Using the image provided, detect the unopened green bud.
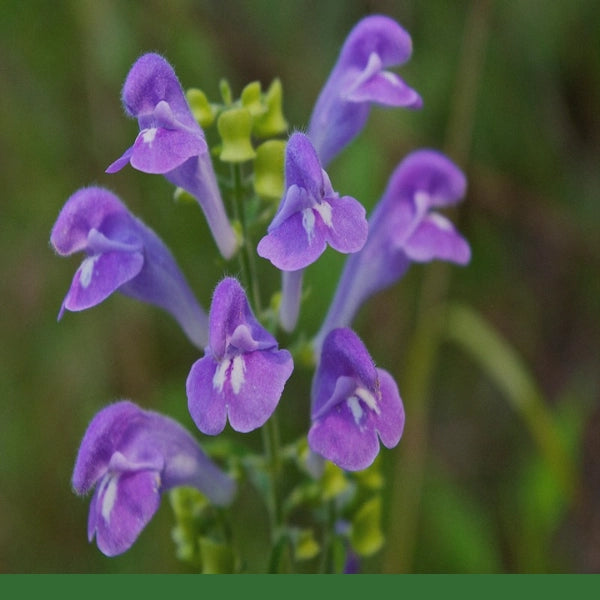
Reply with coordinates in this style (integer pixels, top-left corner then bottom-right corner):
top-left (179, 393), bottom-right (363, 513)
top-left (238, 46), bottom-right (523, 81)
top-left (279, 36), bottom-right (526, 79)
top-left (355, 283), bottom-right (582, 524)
top-left (219, 78), bottom-right (233, 106)
top-left (186, 88), bottom-right (216, 128)
top-left (241, 81), bottom-right (267, 118)
top-left (253, 139), bottom-right (286, 199)
top-left (217, 108), bottom-right (256, 163)
top-left (253, 78), bottom-right (288, 138)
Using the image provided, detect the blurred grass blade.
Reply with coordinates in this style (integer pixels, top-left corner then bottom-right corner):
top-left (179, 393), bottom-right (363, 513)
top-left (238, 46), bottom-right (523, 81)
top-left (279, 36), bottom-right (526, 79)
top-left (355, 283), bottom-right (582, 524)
top-left (444, 302), bottom-right (574, 497)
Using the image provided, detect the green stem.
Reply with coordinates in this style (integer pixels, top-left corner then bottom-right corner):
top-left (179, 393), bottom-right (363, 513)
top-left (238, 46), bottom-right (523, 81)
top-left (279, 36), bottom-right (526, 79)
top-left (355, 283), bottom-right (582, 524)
top-left (230, 162), bottom-right (283, 570)
top-left (230, 163), bottom-right (262, 313)
top-left (263, 416), bottom-right (286, 572)
top-left (319, 500), bottom-right (337, 574)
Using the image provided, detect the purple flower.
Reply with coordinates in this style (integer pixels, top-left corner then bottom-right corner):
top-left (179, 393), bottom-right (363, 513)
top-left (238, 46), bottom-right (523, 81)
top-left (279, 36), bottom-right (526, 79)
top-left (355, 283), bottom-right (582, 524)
top-left (186, 277), bottom-right (294, 435)
top-left (313, 149), bottom-right (470, 353)
top-left (308, 328), bottom-right (404, 471)
top-left (106, 53), bottom-right (237, 259)
top-left (72, 400), bottom-right (235, 557)
top-left (308, 15), bottom-right (422, 167)
top-left (257, 133), bottom-right (368, 332)
top-left (50, 186), bottom-right (208, 348)
top-left (257, 132), bottom-right (368, 271)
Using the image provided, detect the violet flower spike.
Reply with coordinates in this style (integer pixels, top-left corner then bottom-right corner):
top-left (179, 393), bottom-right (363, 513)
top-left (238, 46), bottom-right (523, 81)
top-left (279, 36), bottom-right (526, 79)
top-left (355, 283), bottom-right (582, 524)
top-left (51, 186), bottom-right (209, 348)
top-left (308, 328), bottom-right (404, 471)
top-left (72, 400), bottom-right (235, 557)
top-left (313, 149), bottom-right (471, 354)
top-left (106, 53), bottom-right (237, 259)
top-left (186, 277), bottom-right (294, 435)
top-left (257, 132), bottom-right (368, 331)
top-left (308, 15), bottom-right (422, 167)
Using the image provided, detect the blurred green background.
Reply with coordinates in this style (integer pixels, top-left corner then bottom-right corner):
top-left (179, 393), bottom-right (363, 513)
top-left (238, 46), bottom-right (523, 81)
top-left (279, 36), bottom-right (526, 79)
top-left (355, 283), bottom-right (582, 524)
top-left (1, 0), bottom-right (599, 573)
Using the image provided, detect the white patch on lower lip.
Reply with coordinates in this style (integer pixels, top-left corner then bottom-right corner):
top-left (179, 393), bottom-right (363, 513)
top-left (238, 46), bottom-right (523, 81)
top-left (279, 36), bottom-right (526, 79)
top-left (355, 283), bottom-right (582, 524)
top-left (427, 212), bottom-right (453, 231)
top-left (101, 473), bottom-right (119, 522)
top-left (212, 355), bottom-right (245, 395)
top-left (142, 128), bottom-right (158, 145)
top-left (230, 355), bottom-right (246, 395)
top-left (314, 201), bottom-right (333, 228)
top-left (79, 255), bottom-right (98, 289)
top-left (355, 387), bottom-right (380, 415)
top-left (347, 395), bottom-right (364, 425)
top-left (213, 358), bottom-right (231, 393)
top-left (302, 208), bottom-right (316, 243)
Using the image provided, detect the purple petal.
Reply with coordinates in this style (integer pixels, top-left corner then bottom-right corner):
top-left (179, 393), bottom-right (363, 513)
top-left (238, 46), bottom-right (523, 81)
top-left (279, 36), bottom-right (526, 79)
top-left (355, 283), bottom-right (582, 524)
top-left (308, 405), bottom-right (380, 472)
top-left (88, 469), bottom-right (161, 557)
top-left (343, 51), bottom-right (421, 107)
top-left (208, 278), bottom-right (277, 359)
top-left (257, 211), bottom-right (328, 271)
top-left (337, 15), bottom-right (414, 69)
top-left (312, 329), bottom-right (378, 415)
top-left (325, 195), bottom-right (368, 254)
top-left (267, 185), bottom-right (314, 232)
top-left (186, 350), bottom-right (293, 435)
top-left (346, 69), bottom-right (422, 108)
top-left (105, 147), bottom-right (134, 174)
top-left (284, 133), bottom-right (324, 197)
top-left (403, 212), bottom-right (471, 264)
top-left (121, 53), bottom-right (198, 131)
top-left (61, 250), bottom-right (144, 314)
top-left (226, 349), bottom-right (293, 433)
top-left (72, 401), bottom-right (142, 494)
top-left (128, 127), bottom-right (207, 174)
top-left (380, 149), bottom-right (467, 210)
top-left (50, 187), bottom-right (130, 256)
top-left (372, 368), bottom-right (405, 448)
top-left (186, 356), bottom-right (229, 436)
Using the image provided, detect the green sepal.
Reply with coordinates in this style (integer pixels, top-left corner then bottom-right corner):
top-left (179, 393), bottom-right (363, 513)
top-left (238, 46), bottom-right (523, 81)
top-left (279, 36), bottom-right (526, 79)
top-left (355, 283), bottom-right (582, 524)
top-left (252, 78), bottom-right (288, 138)
top-left (350, 496), bottom-right (384, 557)
top-left (169, 487), bottom-right (212, 568)
top-left (186, 88), bottom-right (216, 128)
top-left (170, 486), bottom-right (209, 521)
top-left (173, 187), bottom-right (197, 205)
top-left (253, 139), bottom-right (286, 200)
top-left (217, 108), bottom-right (256, 163)
top-left (241, 81), bottom-right (267, 118)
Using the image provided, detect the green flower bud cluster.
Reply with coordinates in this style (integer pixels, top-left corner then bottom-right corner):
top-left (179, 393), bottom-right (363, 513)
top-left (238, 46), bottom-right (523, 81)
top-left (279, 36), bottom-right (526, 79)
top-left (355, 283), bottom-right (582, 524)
top-left (186, 79), bottom-right (288, 200)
